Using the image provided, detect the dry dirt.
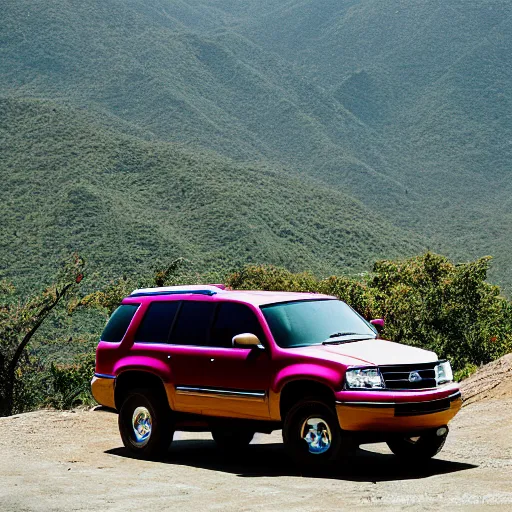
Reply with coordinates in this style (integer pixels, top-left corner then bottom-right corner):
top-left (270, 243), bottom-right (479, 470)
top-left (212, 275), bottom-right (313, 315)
top-left (1, 358), bottom-right (512, 512)
top-left (460, 353), bottom-right (512, 406)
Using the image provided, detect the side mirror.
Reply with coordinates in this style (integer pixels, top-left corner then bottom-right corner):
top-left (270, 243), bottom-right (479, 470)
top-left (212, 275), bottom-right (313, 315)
top-left (232, 333), bottom-right (263, 349)
top-left (370, 318), bottom-right (385, 334)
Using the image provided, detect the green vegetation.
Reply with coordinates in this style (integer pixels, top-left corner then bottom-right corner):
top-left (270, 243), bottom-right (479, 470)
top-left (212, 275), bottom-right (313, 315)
top-left (1, 2), bottom-right (511, 414)
top-left (0, 97), bottom-right (423, 290)
top-left (3, 251), bottom-right (510, 416)
top-left (228, 252), bottom-right (512, 375)
top-left (0, 255), bottom-right (191, 416)
top-left (2, 1), bottom-right (511, 292)
top-left (45, 352), bottom-right (96, 410)
top-left (0, 254), bottom-right (85, 416)
top-left (239, 0), bottom-right (512, 291)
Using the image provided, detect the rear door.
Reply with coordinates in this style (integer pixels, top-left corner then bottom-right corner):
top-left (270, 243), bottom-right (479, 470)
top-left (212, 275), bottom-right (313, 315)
top-left (166, 300), bottom-right (218, 412)
top-left (129, 299), bottom-right (216, 412)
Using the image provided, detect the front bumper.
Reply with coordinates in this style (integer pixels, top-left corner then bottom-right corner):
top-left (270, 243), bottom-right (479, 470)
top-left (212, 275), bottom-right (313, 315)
top-left (335, 388), bottom-right (462, 432)
top-left (91, 374), bottom-right (116, 409)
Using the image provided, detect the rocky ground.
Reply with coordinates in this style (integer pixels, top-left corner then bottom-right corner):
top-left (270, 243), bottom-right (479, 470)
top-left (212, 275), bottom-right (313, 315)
top-left (460, 353), bottom-right (512, 406)
top-left (1, 358), bottom-right (511, 511)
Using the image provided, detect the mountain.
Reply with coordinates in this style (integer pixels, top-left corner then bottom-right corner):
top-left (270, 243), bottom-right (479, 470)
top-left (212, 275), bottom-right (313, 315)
top-left (0, 1), bottom-right (379, 170)
top-left (237, 0), bottom-right (512, 290)
top-left (0, 97), bottom-right (423, 287)
top-left (1, 0), bottom-right (511, 291)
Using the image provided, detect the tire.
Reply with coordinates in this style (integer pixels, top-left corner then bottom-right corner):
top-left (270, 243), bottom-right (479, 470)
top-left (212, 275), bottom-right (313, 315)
top-left (386, 427), bottom-right (448, 460)
top-left (118, 388), bottom-right (174, 460)
top-left (283, 399), bottom-right (342, 468)
top-left (211, 428), bottom-right (254, 453)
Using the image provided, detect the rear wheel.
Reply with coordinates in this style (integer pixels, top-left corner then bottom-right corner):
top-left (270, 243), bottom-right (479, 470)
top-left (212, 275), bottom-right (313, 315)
top-left (386, 427), bottom-right (448, 460)
top-left (283, 399), bottom-right (343, 468)
top-left (118, 388), bottom-right (174, 460)
top-left (211, 428), bottom-right (254, 453)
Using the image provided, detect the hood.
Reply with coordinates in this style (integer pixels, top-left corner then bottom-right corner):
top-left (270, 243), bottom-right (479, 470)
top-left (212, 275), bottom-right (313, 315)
top-left (291, 339), bottom-right (438, 366)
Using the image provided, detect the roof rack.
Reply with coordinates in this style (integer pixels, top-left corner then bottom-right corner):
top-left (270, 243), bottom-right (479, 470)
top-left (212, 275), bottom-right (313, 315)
top-left (130, 289), bottom-right (217, 298)
top-left (129, 284), bottom-right (224, 298)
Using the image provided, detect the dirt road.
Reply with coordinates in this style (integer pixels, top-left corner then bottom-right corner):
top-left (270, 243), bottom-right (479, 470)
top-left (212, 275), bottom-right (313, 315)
top-left (1, 396), bottom-right (511, 511)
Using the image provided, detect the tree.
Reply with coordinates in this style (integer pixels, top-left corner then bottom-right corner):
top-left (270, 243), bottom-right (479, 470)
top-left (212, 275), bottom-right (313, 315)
top-left (0, 254), bottom-right (85, 417)
top-left (71, 257), bottom-right (188, 316)
top-left (226, 253), bottom-right (512, 374)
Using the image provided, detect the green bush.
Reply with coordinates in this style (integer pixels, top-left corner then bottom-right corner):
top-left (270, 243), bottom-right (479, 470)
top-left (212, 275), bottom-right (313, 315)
top-left (227, 252), bottom-right (512, 372)
top-left (0, 254), bottom-right (85, 416)
top-left (454, 363), bottom-right (478, 382)
top-left (45, 352), bottom-right (96, 409)
top-left (6, 251), bottom-right (511, 413)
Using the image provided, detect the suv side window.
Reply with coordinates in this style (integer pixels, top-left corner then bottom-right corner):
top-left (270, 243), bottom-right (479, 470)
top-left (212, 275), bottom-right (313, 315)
top-left (210, 302), bottom-right (264, 348)
top-left (101, 304), bottom-right (139, 343)
top-left (169, 301), bottom-right (217, 346)
top-left (134, 301), bottom-right (180, 343)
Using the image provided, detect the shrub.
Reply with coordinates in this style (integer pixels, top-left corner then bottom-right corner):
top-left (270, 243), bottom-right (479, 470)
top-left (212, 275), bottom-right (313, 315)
top-left (0, 254), bottom-right (85, 416)
top-left (45, 352), bottom-right (96, 409)
top-left (227, 253), bottom-right (512, 372)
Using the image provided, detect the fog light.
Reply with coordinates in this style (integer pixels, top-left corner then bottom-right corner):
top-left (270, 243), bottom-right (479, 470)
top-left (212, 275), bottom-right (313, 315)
top-left (436, 427), bottom-right (448, 437)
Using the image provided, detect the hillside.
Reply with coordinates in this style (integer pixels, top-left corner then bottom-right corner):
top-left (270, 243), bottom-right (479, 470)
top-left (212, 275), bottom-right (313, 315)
top-left (0, 97), bottom-right (423, 287)
top-left (1, 0), bottom-right (511, 291)
top-left (461, 353), bottom-right (512, 405)
top-left (0, 0), bottom-right (391, 185)
top-left (238, 0), bottom-right (512, 289)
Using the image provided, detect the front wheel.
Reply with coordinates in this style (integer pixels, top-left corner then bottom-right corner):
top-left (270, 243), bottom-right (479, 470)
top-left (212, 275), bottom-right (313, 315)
top-left (118, 388), bottom-right (174, 460)
top-left (386, 427), bottom-right (449, 460)
top-left (283, 399), bottom-right (343, 468)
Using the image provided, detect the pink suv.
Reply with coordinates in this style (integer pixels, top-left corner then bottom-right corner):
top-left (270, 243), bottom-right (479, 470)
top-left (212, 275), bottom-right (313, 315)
top-left (91, 285), bottom-right (461, 467)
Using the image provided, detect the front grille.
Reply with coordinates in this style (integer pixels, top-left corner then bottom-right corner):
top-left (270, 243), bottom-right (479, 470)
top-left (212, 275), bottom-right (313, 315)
top-left (380, 362), bottom-right (438, 390)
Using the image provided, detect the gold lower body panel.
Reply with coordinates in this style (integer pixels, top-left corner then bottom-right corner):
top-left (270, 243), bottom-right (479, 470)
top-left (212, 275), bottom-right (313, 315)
top-left (172, 388), bottom-right (271, 420)
top-left (336, 397), bottom-right (462, 432)
top-left (91, 376), bottom-right (116, 409)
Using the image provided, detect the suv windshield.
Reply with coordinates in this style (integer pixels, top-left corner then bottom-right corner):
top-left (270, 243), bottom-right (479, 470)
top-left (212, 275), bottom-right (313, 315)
top-left (261, 299), bottom-right (376, 348)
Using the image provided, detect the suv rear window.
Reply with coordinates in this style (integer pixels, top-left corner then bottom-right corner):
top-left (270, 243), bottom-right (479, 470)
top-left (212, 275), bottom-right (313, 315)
top-left (101, 304), bottom-right (139, 343)
top-left (134, 301), bottom-right (180, 343)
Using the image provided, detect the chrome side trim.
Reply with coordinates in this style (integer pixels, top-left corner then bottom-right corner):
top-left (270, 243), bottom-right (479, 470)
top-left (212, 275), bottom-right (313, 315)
top-left (175, 386), bottom-right (266, 400)
top-left (336, 391), bottom-right (461, 408)
top-left (94, 373), bottom-right (116, 379)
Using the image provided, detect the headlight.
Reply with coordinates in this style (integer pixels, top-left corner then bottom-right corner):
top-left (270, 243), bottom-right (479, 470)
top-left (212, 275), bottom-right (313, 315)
top-left (345, 368), bottom-right (385, 389)
top-left (435, 361), bottom-right (453, 385)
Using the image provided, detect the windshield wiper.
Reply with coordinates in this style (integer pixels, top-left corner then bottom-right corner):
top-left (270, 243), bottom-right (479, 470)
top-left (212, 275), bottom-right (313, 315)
top-left (322, 332), bottom-right (375, 345)
top-left (328, 332), bottom-right (363, 338)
